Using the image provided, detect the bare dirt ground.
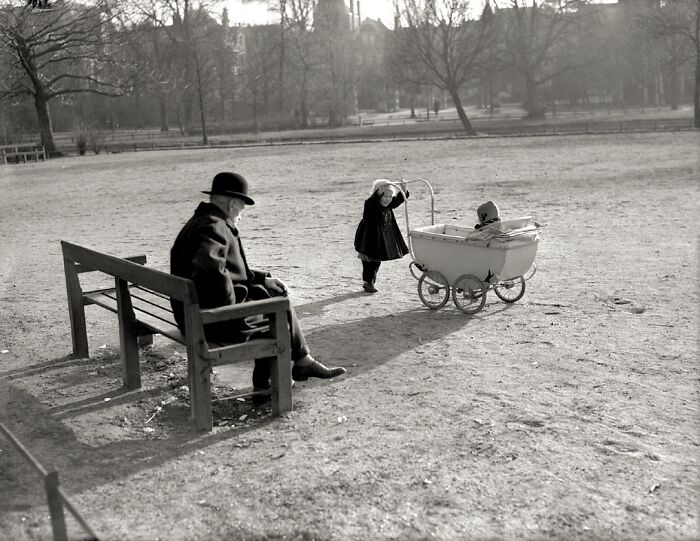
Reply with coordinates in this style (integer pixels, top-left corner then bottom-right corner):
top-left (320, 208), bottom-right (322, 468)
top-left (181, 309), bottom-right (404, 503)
top-left (0, 132), bottom-right (698, 541)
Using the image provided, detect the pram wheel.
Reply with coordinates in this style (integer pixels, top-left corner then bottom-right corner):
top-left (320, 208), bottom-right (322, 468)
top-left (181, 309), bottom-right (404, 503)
top-left (452, 274), bottom-right (486, 315)
top-left (494, 276), bottom-right (526, 303)
top-left (418, 271), bottom-right (450, 310)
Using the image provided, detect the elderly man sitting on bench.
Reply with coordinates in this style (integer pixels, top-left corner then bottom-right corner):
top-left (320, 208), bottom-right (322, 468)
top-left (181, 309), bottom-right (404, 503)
top-left (170, 172), bottom-right (346, 397)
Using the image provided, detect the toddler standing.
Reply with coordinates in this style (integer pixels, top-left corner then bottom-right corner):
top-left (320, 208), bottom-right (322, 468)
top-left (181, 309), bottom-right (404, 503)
top-left (353, 179), bottom-right (409, 293)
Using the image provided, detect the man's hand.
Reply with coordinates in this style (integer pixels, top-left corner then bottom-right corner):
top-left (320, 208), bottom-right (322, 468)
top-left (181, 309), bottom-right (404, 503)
top-left (264, 277), bottom-right (287, 295)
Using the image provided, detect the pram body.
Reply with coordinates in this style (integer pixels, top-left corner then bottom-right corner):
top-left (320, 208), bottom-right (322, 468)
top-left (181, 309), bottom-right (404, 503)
top-left (389, 179), bottom-right (541, 314)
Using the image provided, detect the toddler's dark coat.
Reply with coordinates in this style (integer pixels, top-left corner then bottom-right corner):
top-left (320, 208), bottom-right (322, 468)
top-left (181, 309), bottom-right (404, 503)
top-left (354, 190), bottom-right (409, 261)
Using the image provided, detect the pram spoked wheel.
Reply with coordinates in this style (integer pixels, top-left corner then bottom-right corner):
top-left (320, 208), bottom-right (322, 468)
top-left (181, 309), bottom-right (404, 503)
top-left (452, 274), bottom-right (487, 315)
top-left (417, 271), bottom-right (450, 309)
top-left (494, 276), bottom-right (526, 303)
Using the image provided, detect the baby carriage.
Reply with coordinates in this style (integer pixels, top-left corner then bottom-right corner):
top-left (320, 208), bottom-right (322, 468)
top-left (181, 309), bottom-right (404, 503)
top-left (389, 178), bottom-right (541, 315)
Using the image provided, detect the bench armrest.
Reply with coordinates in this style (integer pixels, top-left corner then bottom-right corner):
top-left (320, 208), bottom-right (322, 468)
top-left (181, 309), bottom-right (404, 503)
top-left (200, 297), bottom-right (290, 325)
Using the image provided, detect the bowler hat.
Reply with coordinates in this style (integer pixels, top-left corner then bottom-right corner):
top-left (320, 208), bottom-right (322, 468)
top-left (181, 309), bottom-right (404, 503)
top-left (202, 172), bottom-right (255, 205)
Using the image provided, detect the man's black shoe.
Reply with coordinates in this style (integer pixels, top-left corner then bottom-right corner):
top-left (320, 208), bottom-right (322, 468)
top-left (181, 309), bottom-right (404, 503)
top-left (292, 361), bottom-right (346, 381)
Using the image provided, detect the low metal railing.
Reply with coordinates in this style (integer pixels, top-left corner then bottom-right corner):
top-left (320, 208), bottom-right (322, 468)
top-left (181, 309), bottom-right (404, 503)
top-left (0, 420), bottom-right (100, 541)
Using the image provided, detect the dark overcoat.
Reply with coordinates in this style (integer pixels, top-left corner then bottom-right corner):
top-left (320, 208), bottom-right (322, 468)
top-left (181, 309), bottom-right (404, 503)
top-left (170, 202), bottom-right (270, 332)
top-left (354, 190), bottom-right (409, 261)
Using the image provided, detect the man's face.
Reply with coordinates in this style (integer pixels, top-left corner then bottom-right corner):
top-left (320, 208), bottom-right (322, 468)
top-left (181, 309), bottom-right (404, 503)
top-left (228, 197), bottom-right (246, 224)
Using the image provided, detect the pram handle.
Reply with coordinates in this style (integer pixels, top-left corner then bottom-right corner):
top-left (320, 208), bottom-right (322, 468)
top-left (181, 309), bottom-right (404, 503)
top-left (385, 178), bottom-right (435, 263)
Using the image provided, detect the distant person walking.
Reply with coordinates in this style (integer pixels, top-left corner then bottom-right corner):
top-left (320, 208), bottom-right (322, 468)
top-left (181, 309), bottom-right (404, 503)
top-left (170, 172), bottom-right (346, 396)
top-left (354, 179), bottom-right (409, 293)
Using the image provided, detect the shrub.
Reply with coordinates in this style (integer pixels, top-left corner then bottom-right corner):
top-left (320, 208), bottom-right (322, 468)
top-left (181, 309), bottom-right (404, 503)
top-left (89, 130), bottom-right (106, 155)
top-left (75, 131), bottom-right (87, 155)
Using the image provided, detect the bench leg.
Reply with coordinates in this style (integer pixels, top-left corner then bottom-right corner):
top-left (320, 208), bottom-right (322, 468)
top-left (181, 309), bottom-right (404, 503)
top-left (270, 311), bottom-right (293, 415)
top-left (183, 305), bottom-right (212, 431)
top-left (188, 346), bottom-right (212, 432)
top-left (115, 278), bottom-right (141, 389)
top-left (62, 256), bottom-right (89, 358)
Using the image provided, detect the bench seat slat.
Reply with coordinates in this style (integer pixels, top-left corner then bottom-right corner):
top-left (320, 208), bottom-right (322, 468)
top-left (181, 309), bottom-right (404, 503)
top-left (85, 289), bottom-right (187, 344)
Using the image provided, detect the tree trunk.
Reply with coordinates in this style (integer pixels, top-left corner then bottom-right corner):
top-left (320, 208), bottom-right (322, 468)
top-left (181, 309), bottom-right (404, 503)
top-left (694, 6), bottom-right (700, 129)
top-left (278, 3), bottom-right (286, 113)
top-left (299, 72), bottom-right (309, 128)
top-left (158, 93), bottom-right (169, 132)
top-left (34, 91), bottom-right (59, 156)
top-left (175, 104), bottom-right (185, 135)
top-left (183, 90), bottom-right (193, 135)
top-left (447, 85), bottom-right (476, 136)
top-left (253, 94), bottom-right (259, 134)
top-left (135, 92), bottom-right (143, 129)
top-left (195, 54), bottom-right (208, 145)
top-left (695, 42), bottom-right (700, 128)
top-left (524, 74), bottom-right (545, 119)
top-left (668, 67), bottom-right (679, 110)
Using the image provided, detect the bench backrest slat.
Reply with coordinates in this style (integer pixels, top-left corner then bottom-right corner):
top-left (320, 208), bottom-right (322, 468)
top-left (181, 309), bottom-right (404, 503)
top-left (61, 241), bottom-right (196, 303)
top-left (75, 255), bottom-right (146, 274)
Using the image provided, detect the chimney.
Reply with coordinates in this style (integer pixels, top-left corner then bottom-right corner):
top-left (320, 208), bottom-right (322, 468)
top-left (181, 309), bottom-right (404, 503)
top-left (350, 0), bottom-right (354, 31)
top-left (357, 1), bottom-right (361, 25)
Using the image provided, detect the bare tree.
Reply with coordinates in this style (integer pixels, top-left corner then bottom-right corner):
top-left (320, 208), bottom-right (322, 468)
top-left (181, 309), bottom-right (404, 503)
top-left (241, 0), bottom-right (289, 113)
top-left (213, 7), bottom-right (236, 122)
top-left (238, 25), bottom-right (279, 132)
top-left (393, 0), bottom-right (495, 135)
top-left (0, 0), bottom-right (130, 154)
top-left (285, 0), bottom-right (318, 127)
top-left (313, 0), bottom-right (356, 125)
top-left (496, 0), bottom-right (603, 119)
top-left (127, 0), bottom-right (223, 140)
top-left (636, 0), bottom-right (699, 127)
top-left (118, 10), bottom-right (178, 131)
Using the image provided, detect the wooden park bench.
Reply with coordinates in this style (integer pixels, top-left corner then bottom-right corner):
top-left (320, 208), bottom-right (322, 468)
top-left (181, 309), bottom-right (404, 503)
top-left (60, 241), bottom-right (293, 432)
top-left (1, 144), bottom-right (46, 164)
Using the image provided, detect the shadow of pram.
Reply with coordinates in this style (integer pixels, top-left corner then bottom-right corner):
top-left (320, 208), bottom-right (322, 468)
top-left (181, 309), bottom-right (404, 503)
top-left (296, 290), bottom-right (367, 318)
top-left (303, 306), bottom-right (502, 380)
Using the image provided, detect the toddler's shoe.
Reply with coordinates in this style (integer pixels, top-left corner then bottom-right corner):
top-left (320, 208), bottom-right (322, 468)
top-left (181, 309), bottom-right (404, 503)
top-left (363, 281), bottom-right (378, 293)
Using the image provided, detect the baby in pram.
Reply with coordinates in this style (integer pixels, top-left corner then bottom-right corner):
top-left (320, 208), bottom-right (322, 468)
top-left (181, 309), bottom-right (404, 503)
top-left (465, 200), bottom-right (505, 241)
